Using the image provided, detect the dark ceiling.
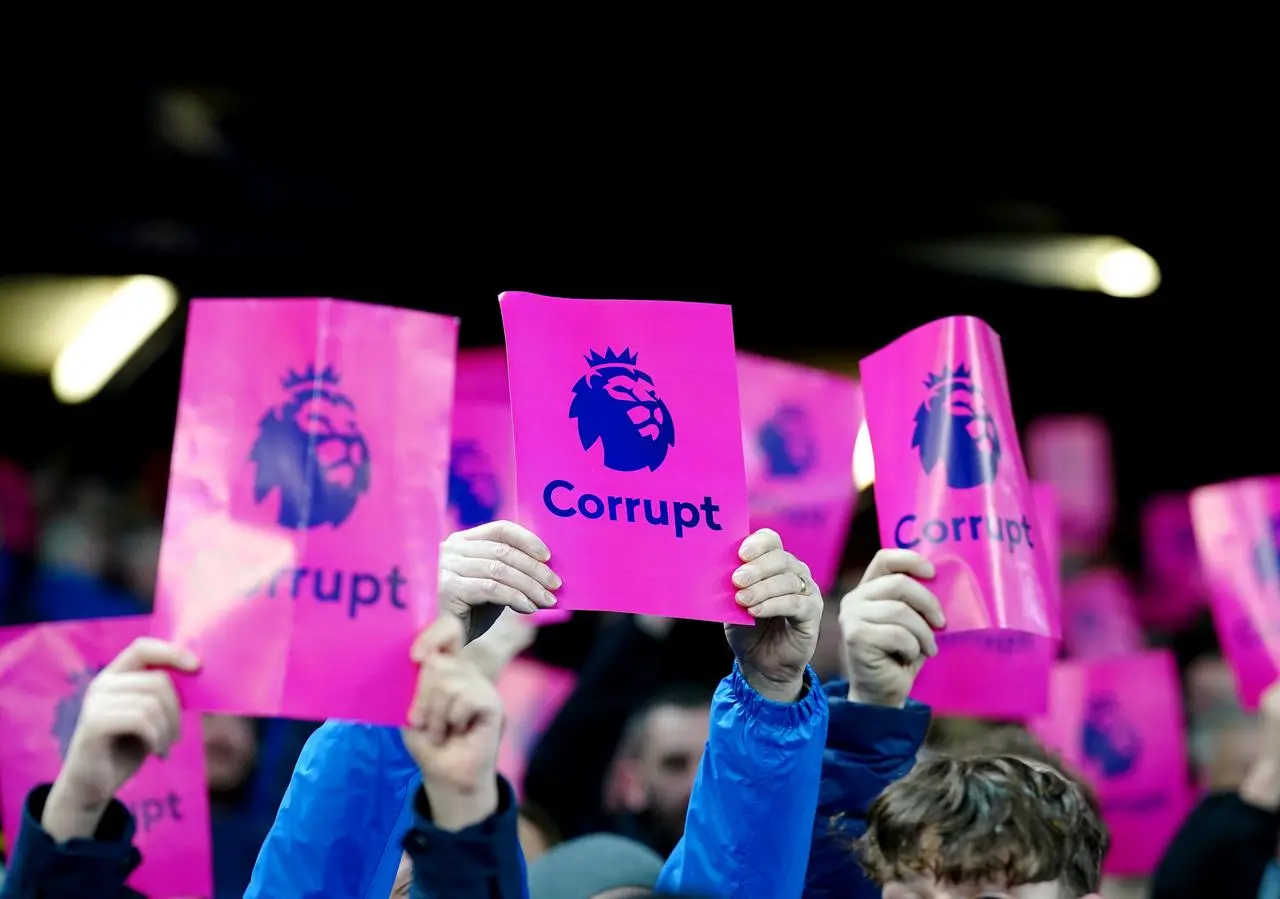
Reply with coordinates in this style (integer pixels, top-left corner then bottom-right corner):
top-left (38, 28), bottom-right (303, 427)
top-left (0, 82), bottom-right (1269, 565)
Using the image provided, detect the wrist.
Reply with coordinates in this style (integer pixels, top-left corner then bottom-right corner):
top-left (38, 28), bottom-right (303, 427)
top-left (42, 777), bottom-right (110, 843)
top-left (740, 662), bottom-right (805, 704)
top-left (424, 771), bottom-right (500, 831)
top-left (846, 684), bottom-right (907, 709)
top-left (1241, 755), bottom-right (1280, 811)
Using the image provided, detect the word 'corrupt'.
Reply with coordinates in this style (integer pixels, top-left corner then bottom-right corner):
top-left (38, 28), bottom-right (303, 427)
top-left (543, 479), bottom-right (723, 539)
top-left (124, 792), bottom-right (184, 834)
top-left (894, 512), bottom-right (1035, 555)
top-left (248, 565), bottom-right (408, 620)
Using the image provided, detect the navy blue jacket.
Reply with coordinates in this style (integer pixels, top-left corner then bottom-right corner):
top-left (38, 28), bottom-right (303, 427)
top-left (804, 679), bottom-right (931, 898)
top-left (0, 779), bottom-right (524, 899)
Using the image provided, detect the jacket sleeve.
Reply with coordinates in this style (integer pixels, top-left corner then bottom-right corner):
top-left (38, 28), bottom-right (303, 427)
top-left (655, 662), bottom-right (829, 899)
top-left (0, 784), bottom-right (143, 899)
top-left (405, 775), bottom-right (528, 899)
top-left (804, 680), bottom-right (932, 899)
top-left (245, 720), bottom-right (422, 899)
top-left (1149, 791), bottom-right (1280, 899)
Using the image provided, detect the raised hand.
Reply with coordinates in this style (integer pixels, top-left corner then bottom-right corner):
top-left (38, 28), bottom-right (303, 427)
top-left (42, 638), bottom-right (200, 842)
top-left (839, 549), bottom-right (945, 708)
top-left (438, 520), bottom-right (561, 642)
top-left (724, 528), bottom-right (824, 703)
top-left (404, 616), bottom-right (504, 825)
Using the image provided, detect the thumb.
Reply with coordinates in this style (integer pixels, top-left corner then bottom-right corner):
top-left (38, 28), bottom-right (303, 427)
top-left (411, 615), bottom-right (466, 663)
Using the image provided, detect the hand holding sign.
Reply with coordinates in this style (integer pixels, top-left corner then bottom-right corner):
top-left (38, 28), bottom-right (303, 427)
top-left (439, 520), bottom-right (562, 642)
top-left (839, 549), bottom-right (945, 709)
top-left (43, 638), bottom-right (200, 843)
top-left (725, 528), bottom-right (824, 703)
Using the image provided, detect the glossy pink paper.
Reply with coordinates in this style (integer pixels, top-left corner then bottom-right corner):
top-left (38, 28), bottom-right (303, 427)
top-left (1029, 651), bottom-right (1191, 876)
top-left (1190, 477), bottom-right (1280, 709)
top-left (495, 657), bottom-right (577, 799)
top-left (151, 298), bottom-right (458, 724)
top-left (737, 353), bottom-right (861, 592)
top-left (500, 292), bottom-right (751, 624)
top-left (0, 617), bottom-right (213, 898)
top-left (1061, 569), bottom-right (1145, 661)
top-left (861, 316), bottom-right (1056, 636)
top-left (1140, 493), bottom-right (1207, 631)
top-left (451, 350), bottom-right (570, 626)
top-left (910, 483), bottom-right (1064, 718)
top-left (1025, 415), bottom-right (1115, 554)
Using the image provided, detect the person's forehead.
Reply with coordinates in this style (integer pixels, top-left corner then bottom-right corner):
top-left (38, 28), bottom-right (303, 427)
top-left (643, 705), bottom-right (708, 745)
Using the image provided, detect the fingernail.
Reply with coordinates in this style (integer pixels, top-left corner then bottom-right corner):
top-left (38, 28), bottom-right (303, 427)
top-left (732, 568), bottom-right (750, 588)
top-left (547, 571), bottom-right (562, 589)
top-left (738, 541), bottom-right (754, 560)
top-left (181, 651), bottom-right (200, 669)
top-left (517, 598), bottom-right (538, 614)
top-left (922, 561), bottom-right (937, 578)
top-left (747, 605), bottom-right (760, 616)
top-left (536, 545), bottom-right (552, 562)
top-left (735, 590), bottom-right (750, 605)
top-left (541, 590), bottom-right (558, 607)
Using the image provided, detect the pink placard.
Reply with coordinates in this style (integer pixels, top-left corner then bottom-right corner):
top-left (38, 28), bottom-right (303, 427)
top-left (1029, 651), bottom-right (1192, 876)
top-left (151, 298), bottom-right (458, 724)
top-left (0, 617), bottom-right (213, 898)
top-left (1060, 569), bottom-right (1145, 661)
top-left (737, 353), bottom-right (862, 592)
top-left (451, 350), bottom-right (570, 626)
top-left (500, 292), bottom-right (751, 624)
top-left (495, 657), bottom-right (577, 800)
top-left (861, 316), bottom-right (1057, 636)
top-left (1190, 477), bottom-right (1280, 710)
top-left (1025, 415), bottom-right (1115, 554)
top-left (911, 482), bottom-right (1065, 718)
top-left (1139, 493), bottom-right (1207, 631)
top-left (1031, 483), bottom-right (1063, 619)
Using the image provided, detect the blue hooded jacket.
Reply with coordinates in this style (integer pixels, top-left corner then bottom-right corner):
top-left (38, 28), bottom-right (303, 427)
top-left (248, 663), bottom-right (830, 899)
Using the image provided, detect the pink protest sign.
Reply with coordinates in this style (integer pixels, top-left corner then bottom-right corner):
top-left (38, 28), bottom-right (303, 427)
top-left (1190, 477), bottom-right (1280, 710)
top-left (911, 482), bottom-right (1065, 718)
top-left (495, 656), bottom-right (577, 799)
top-left (500, 292), bottom-right (751, 623)
top-left (860, 316), bottom-right (1056, 636)
top-left (1031, 482), bottom-right (1063, 619)
top-left (1061, 569), bottom-right (1145, 661)
top-left (151, 298), bottom-right (458, 724)
top-left (1140, 493), bottom-right (1207, 631)
top-left (1029, 651), bottom-right (1192, 876)
top-left (738, 353), bottom-right (862, 591)
top-left (1025, 415), bottom-right (1115, 554)
top-left (452, 350), bottom-right (570, 626)
top-left (0, 617), bottom-right (213, 898)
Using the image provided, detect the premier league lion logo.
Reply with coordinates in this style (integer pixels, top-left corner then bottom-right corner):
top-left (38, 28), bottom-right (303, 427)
top-left (51, 665), bottom-right (102, 759)
top-left (250, 364), bottom-right (371, 530)
top-left (449, 440), bottom-right (502, 528)
top-left (569, 348), bottom-right (675, 473)
top-left (757, 405), bottom-right (817, 477)
top-left (1081, 692), bottom-right (1142, 778)
top-left (912, 363), bottom-right (1002, 490)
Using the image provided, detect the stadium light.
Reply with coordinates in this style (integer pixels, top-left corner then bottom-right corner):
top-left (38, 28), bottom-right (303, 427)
top-left (51, 276), bottom-right (179, 404)
top-left (853, 420), bottom-right (875, 490)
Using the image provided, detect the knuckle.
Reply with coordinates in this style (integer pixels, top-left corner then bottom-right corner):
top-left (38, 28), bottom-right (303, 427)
top-left (485, 558), bottom-right (508, 580)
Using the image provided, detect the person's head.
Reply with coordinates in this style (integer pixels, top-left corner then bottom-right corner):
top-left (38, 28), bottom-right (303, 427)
top-left (202, 714), bottom-right (258, 792)
top-left (858, 754), bottom-right (1107, 899)
top-left (527, 833), bottom-right (665, 899)
top-left (611, 683), bottom-right (709, 842)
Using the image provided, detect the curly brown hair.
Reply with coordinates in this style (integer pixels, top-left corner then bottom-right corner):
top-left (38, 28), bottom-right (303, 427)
top-left (857, 754), bottom-right (1108, 897)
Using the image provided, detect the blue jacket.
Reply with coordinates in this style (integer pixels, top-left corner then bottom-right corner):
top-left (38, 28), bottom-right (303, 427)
top-left (657, 663), bottom-right (829, 899)
top-left (804, 680), bottom-right (931, 898)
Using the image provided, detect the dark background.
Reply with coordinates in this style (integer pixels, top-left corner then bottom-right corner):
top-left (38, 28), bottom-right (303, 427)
top-left (0, 83), bottom-right (1267, 574)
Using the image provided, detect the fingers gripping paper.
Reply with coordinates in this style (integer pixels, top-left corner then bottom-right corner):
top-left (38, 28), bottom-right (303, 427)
top-left (151, 298), bottom-right (458, 724)
top-left (0, 618), bottom-right (213, 898)
top-left (451, 349), bottom-right (570, 626)
top-left (500, 292), bottom-right (752, 624)
top-left (738, 353), bottom-right (862, 593)
top-left (861, 316), bottom-right (1058, 637)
